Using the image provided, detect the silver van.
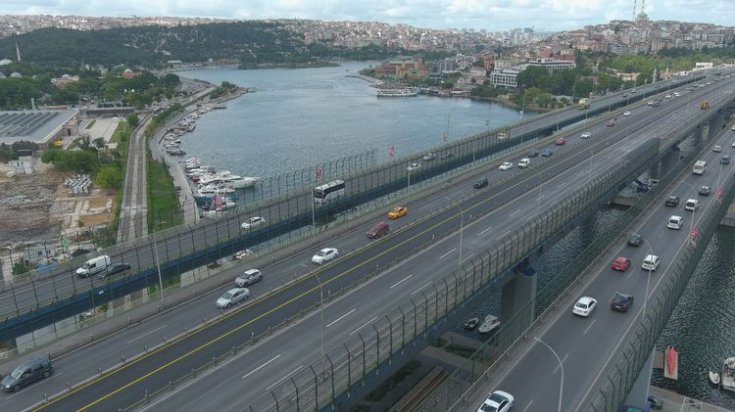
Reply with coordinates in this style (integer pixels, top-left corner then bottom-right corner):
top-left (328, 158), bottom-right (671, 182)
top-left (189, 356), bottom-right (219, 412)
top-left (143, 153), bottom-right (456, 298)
top-left (641, 254), bottom-right (661, 271)
top-left (76, 255), bottom-right (111, 278)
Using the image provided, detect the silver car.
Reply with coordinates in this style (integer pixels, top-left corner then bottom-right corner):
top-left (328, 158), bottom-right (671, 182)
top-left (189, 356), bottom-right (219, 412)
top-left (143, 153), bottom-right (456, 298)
top-left (312, 247), bottom-right (339, 264)
top-left (235, 269), bottom-right (263, 287)
top-left (216, 287), bottom-right (250, 309)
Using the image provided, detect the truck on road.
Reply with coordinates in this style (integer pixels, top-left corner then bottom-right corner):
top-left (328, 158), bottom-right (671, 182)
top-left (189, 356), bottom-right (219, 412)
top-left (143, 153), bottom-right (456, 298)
top-left (577, 98), bottom-right (590, 110)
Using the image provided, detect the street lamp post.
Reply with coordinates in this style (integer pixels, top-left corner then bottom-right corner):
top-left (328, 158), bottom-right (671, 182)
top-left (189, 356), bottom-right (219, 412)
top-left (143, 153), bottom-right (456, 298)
top-left (152, 222), bottom-right (167, 309)
top-left (534, 336), bottom-right (564, 412)
top-left (315, 273), bottom-right (325, 357)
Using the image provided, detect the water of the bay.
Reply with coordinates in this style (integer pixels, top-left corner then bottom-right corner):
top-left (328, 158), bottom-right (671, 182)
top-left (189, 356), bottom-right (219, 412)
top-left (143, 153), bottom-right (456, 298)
top-left (177, 63), bottom-right (734, 408)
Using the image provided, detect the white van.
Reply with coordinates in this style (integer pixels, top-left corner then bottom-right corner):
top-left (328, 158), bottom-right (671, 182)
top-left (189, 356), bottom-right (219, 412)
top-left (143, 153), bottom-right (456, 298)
top-left (641, 254), bottom-right (661, 271)
top-left (76, 255), bottom-right (111, 278)
top-left (684, 199), bottom-right (699, 211)
top-left (667, 215), bottom-right (683, 230)
top-left (693, 160), bottom-right (706, 175)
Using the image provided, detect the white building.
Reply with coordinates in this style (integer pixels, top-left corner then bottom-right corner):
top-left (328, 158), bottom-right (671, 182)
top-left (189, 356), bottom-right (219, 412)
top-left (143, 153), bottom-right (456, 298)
top-left (490, 68), bottom-right (523, 88)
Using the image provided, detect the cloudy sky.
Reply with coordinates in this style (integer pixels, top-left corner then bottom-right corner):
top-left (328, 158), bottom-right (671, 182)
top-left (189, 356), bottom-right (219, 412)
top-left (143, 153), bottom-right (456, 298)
top-left (2, 0), bottom-right (733, 32)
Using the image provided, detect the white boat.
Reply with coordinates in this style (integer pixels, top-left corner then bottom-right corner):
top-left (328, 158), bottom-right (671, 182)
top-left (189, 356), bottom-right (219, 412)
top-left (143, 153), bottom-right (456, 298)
top-left (709, 370), bottom-right (721, 386)
top-left (722, 357), bottom-right (735, 392)
top-left (464, 317), bottom-right (479, 330)
top-left (377, 87), bottom-right (418, 97)
top-left (218, 172), bottom-right (259, 188)
top-left (478, 315), bottom-right (500, 334)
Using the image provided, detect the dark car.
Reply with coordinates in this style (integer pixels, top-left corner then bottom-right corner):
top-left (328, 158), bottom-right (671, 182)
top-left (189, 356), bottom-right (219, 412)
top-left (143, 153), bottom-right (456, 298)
top-left (664, 196), bottom-right (680, 207)
top-left (71, 248), bottom-right (91, 258)
top-left (610, 292), bottom-right (634, 312)
top-left (541, 148), bottom-right (554, 157)
top-left (473, 177), bottom-right (489, 189)
top-left (1, 355), bottom-right (53, 392)
top-left (367, 222), bottom-right (390, 239)
top-left (527, 150), bottom-right (539, 158)
top-left (627, 234), bottom-right (642, 247)
top-left (98, 262), bottom-right (131, 279)
top-left (699, 186), bottom-right (712, 196)
top-left (722, 155), bottom-right (731, 165)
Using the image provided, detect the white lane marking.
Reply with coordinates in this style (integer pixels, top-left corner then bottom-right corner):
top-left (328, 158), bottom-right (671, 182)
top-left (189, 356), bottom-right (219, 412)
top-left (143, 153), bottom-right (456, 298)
top-left (242, 354), bottom-right (281, 379)
top-left (390, 274), bottom-right (415, 289)
top-left (266, 365), bottom-right (303, 391)
top-left (582, 319), bottom-right (596, 336)
top-left (350, 316), bottom-right (378, 336)
top-left (510, 209), bottom-right (521, 217)
top-left (438, 248), bottom-right (456, 260)
top-left (478, 226), bottom-right (493, 236)
top-left (553, 354), bottom-right (569, 374)
top-left (558, 182), bottom-right (567, 188)
top-left (538, 194), bottom-right (545, 200)
top-left (126, 325), bottom-right (167, 344)
top-left (284, 262), bottom-right (308, 273)
top-left (326, 308), bottom-right (356, 328)
top-left (522, 400), bottom-right (534, 412)
top-left (412, 281), bottom-right (432, 296)
top-left (461, 253), bottom-right (475, 263)
top-left (497, 230), bottom-right (511, 240)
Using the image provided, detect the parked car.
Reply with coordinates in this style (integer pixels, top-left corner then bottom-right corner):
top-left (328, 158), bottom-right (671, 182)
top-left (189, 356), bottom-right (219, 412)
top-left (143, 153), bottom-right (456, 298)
top-left (367, 222), bottom-right (390, 239)
top-left (554, 137), bottom-right (566, 145)
top-left (1, 355), bottom-right (53, 392)
top-left (611, 257), bottom-right (631, 272)
top-left (627, 233), bottom-right (642, 247)
top-left (240, 216), bottom-right (266, 230)
top-left (541, 148), bottom-right (554, 157)
top-left (664, 196), bottom-right (680, 207)
top-left (71, 248), bottom-right (91, 258)
top-left (216, 287), bottom-right (250, 309)
top-left (610, 292), bottom-right (634, 312)
top-left (235, 269), bottom-right (263, 287)
top-left (517, 158), bottom-right (531, 168)
top-left (477, 390), bottom-right (514, 412)
top-left (572, 296), bottom-right (597, 317)
top-left (99, 262), bottom-right (131, 279)
top-left (473, 177), bottom-right (489, 189)
top-left (387, 206), bottom-right (408, 219)
top-left (498, 161), bottom-right (513, 171)
top-left (667, 215), bottom-right (683, 230)
top-left (699, 186), bottom-right (712, 196)
top-left (311, 247), bottom-right (339, 264)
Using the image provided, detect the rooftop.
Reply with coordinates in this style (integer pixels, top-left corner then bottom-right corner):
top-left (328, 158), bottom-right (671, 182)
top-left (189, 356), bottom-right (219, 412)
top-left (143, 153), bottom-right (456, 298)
top-left (0, 109), bottom-right (78, 145)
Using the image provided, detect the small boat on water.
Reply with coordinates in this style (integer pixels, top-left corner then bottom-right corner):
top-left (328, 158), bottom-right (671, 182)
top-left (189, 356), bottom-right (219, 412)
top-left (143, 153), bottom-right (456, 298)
top-left (709, 370), bottom-right (721, 386)
top-left (464, 317), bottom-right (479, 330)
top-left (478, 315), bottom-right (500, 334)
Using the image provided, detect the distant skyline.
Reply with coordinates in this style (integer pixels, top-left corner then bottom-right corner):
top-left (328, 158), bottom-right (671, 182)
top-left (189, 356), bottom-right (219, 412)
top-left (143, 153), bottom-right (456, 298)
top-left (2, 1), bottom-right (734, 32)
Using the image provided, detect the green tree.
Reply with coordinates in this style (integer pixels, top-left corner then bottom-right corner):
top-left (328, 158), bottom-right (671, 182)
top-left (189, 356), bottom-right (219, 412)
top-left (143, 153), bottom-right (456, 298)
top-left (126, 113), bottom-right (140, 128)
top-left (93, 137), bottom-right (106, 149)
top-left (95, 165), bottom-right (123, 189)
top-left (517, 66), bottom-right (551, 90)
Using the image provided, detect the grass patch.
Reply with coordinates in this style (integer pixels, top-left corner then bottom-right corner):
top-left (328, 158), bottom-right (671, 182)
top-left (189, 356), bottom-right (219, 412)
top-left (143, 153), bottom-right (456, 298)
top-left (109, 121), bottom-right (133, 236)
top-left (365, 360), bottom-right (422, 402)
top-left (147, 154), bottom-right (182, 232)
top-left (85, 119), bottom-right (96, 129)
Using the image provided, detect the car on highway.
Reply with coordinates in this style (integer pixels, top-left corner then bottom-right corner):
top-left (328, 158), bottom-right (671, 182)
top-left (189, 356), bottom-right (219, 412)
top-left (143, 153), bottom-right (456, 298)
top-left (541, 148), bottom-right (554, 157)
top-left (664, 196), bottom-right (680, 207)
top-left (611, 257), bottom-right (631, 272)
top-left (623, 111), bottom-right (631, 116)
top-left (713, 145), bottom-right (722, 153)
top-left (627, 233), bottom-right (642, 247)
top-left (572, 296), bottom-right (597, 317)
top-left (610, 292), bottom-right (634, 312)
top-left (71, 248), bottom-right (91, 258)
top-left (216, 287), bottom-right (250, 309)
top-left (366, 222), bottom-right (390, 239)
top-left (732, 141), bottom-right (735, 148)
top-left (554, 137), bottom-right (566, 145)
top-left (684, 198), bottom-right (699, 211)
top-left (473, 177), bottom-right (489, 189)
top-left (387, 206), bottom-right (408, 219)
top-left (527, 150), bottom-right (539, 158)
top-left (674, 92), bottom-right (681, 97)
top-left (517, 158), bottom-right (531, 168)
top-left (477, 390), bottom-right (514, 412)
top-left (235, 269), bottom-right (263, 287)
top-left (699, 186), bottom-right (712, 196)
top-left (722, 155), bottom-right (731, 165)
top-left (498, 162), bottom-right (513, 171)
top-left (99, 262), bottom-right (131, 279)
top-left (606, 120), bottom-right (615, 127)
top-left (642, 254), bottom-right (661, 271)
top-left (311, 247), bottom-right (339, 264)
top-left (407, 162), bottom-right (421, 171)
top-left (241, 216), bottom-right (266, 231)
top-left (665, 94), bottom-right (672, 99)
top-left (422, 153), bottom-right (436, 161)
top-left (1, 354), bottom-right (53, 393)
top-left (581, 131), bottom-right (592, 139)
top-left (667, 215), bottom-right (683, 230)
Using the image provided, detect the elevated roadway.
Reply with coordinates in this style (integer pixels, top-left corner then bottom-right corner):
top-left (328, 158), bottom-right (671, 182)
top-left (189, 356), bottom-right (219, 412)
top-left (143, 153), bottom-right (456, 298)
top-left (14, 76), bottom-right (735, 411)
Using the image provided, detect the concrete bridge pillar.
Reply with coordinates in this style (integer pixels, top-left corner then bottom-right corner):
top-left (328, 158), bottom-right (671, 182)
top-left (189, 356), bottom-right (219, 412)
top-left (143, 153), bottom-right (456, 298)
top-left (623, 349), bottom-right (655, 409)
top-left (658, 146), bottom-right (681, 177)
top-left (708, 112), bottom-right (724, 139)
top-left (500, 268), bottom-right (536, 347)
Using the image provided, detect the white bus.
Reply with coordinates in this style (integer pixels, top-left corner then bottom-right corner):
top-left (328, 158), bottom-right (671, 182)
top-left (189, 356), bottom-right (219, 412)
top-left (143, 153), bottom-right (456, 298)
top-left (693, 160), bottom-right (706, 175)
top-left (314, 179), bottom-right (345, 204)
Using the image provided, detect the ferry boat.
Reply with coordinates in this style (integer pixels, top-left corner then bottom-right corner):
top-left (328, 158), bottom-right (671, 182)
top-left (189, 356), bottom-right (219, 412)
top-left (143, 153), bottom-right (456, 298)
top-left (376, 87), bottom-right (418, 97)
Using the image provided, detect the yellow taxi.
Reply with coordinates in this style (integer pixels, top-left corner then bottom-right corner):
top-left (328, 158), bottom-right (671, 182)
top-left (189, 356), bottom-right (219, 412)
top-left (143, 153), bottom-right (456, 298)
top-left (387, 206), bottom-right (408, 220)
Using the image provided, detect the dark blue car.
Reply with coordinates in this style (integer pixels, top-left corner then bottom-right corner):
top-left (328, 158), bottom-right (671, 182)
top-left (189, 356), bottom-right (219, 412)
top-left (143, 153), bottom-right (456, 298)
top-left (541, 148), bottom-right (554, 157)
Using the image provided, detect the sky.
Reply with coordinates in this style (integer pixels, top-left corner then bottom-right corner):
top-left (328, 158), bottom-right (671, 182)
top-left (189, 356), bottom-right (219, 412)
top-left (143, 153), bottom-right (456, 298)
top-left (1, 0), bottom-right (734, 32)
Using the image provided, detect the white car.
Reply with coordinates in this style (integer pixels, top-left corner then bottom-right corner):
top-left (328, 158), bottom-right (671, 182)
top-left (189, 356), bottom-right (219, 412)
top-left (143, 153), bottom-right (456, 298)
top-left (674, 92), bottom-right (681, 97)
top-left (216, 287), bottom-right (250, 309)
top-left (623, 111), bottom-right (631, 117)
top-left (667, 215), bottom-right (683, 230)
top-left (572, 296), bottom-right (597, 317)
top-left (684, 198), bottom-right (699, 211)
top-left (235, 268), bottom-right (263, 287)
top-left (241, 216), bottom-right (266, 230)
top-left (517, 158), bottom-right (531, 168)
top-left (422, 153), bottom-right (436, 161)
top-left (407, 162), bottom-right (421, 171)
top-left (498, 162), bottom-right (513, 171)
top-left (312, 247), bottom-right (339, 264)
top-left (642, 254), bottom-right (661, 271)
top-left (732, 141), bottom-right (735, 148)
top-left (581, 131), bottom-right (592, 139)
top-left (665, 94), bottom-right (672, 99)
top-left (713, 145), bottom-right (722, 153)
top-left (477, 390), bottom-right (514, 412)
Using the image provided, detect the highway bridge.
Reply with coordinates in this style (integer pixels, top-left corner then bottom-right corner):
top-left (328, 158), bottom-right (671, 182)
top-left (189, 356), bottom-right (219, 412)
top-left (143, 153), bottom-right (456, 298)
top-left (0, 74), bottom-right (703, 343)
top-left (3, 73), bottom-right (733, 411)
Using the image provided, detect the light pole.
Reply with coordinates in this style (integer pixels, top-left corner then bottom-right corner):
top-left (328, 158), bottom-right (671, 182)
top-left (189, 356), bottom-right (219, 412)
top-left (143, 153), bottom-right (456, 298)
top-left (534, 336), bottom-right (564, 412)
top-left (152, 221), bottom-right (167, 309)
top-left (315, 273), bottom-right (325, 357)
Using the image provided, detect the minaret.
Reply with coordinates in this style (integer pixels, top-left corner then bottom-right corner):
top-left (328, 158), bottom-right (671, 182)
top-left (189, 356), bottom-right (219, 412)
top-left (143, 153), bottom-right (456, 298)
top-left (15, 41), bottom-right (21, 62)
top-left (633, 0), bottom-right (637, 21)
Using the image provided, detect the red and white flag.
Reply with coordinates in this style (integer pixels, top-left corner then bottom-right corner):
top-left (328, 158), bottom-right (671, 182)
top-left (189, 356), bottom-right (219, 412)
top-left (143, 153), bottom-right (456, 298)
top-left (316, 164), bottom-right (323, 180)
top-left (388, 145), bottom-right (395, 160)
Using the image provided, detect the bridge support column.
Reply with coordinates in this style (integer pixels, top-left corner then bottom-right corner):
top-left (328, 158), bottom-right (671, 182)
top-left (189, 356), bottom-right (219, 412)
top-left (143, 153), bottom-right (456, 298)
top-left (500, 269), bottom-right (536, 347)
top-left (623, 348), bottom-right (655, 409)
top-left (658, 146), bottom-right (681, 178)
top-left (708, 112), bottom-right (724, 139)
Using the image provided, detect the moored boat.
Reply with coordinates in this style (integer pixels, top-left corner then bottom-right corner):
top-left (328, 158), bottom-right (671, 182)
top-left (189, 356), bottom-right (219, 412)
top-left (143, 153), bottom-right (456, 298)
top-left (464, 317), bottom-right (479, 330)
top-left (478, 315), bottom-right (500, 334)
top-left (710, 370), bottom-right (721, 386)
top-left (722, 357), bottom-right (735, 392)
top-left (376, 87), bottom-right (418, 97)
